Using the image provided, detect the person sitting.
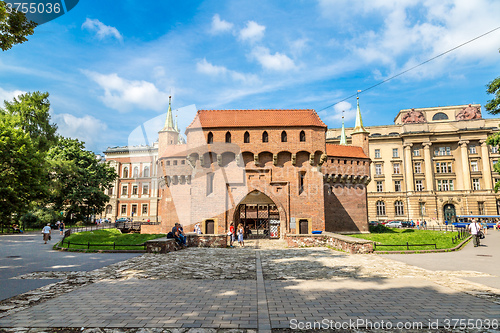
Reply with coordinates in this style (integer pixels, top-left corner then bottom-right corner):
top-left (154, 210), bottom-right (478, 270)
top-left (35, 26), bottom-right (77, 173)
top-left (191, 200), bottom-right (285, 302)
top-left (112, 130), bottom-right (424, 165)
top-left (172, 223), bottom-right (187, 246)
top-left (12, 224), bottom-right (22, 233)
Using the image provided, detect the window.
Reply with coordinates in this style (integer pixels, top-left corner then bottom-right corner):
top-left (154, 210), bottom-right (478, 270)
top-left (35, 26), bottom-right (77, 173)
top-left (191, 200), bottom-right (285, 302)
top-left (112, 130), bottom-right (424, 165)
top-left (432, 112), bottom-right (449, 121)
top-left (131, 204), bottom-right (137, 216)
top-left (142, 204), bottom-right (148, 215)
top-left (187, 175), bottom-right (192, 184)
top-left (300, 130), bottom-right (306, 142)
top-left (436, 162), bottom-right (452, 173)
top-left (173, 160), bottom-right (177, 166)
top-left (393, 163), bottom-right (400, 174)
top-left (376, 201), bottom-right (386, 216)
top-left (281, 131), bottom-right (287, 142)
top-left (376, 181), bottom-right (383, 192)
top-left (472, 178), bottom-right (480, 190)
top-left (299, 171), bottom-right (306, 194)
top-left (469, 144), bottom-right (477, 154)
top-left (133, 167), bottom-right (139, 178)
top-left (105, 205), bottom-right (112, 214)
top-left (132, 185), bottom-right (138, 195)
top-left (142, 184), bottom-right (149, 195)
top-left (143, 166), bottom-right (150, 177)
top-left (262, 131), bottom-right (268, 143)
top-left (181, 160), bottom-right (185, 165)
top-left (437, 179), bottom-right (454, 191)
top-left (394, 180), bottom-right (401, 192)
top-left (123, 167), bottom-right (128, 178)
top-left (415, 180), bottom-right (424, 191)
top-left (392, 148), bottom-right (399, 158)
top-left (207, 132), bottom-right (213, 144)
top-left (470, 161), bottom-right (478, 172)
top-left (121, 185), bottom-right (128, 196)
top-left (374, 149), bottom-right (381, 158)
top-left (207, 172), bottom-right (214, 195)
top-left (413, 149), bottom-right (420, 157)
top-left (244, 131), bottom-right (250, 143)
top-left (435, 147), bottom-right (451, 156)
top-left (108, 187), bottom-right (113, 195)
top-left (478, 202), bottom-right (485, 215)
top-left (166, 161), bottom-right (170, 166)
top-left (121, 205), bottom-right (127, 215)
top-left (492, 146), bottom-right (499, 154)
top-left (225, 131), bottom-right (231, 143)
top-left (414, 162), bottom-right (421, 173)
top-left (395, 201), bottom-right (404, 216)
top-left (375, 164), bottom-right (382, 175)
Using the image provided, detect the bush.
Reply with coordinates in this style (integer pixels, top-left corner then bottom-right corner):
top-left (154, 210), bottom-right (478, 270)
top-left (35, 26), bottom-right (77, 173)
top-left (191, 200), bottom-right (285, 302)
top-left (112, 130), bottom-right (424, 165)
top-left (20, 212), bottom-right (40, 229)
top-left (76, 221), bottom-right (85, 226)
top-left (369, 224), bottom-right (395, 233)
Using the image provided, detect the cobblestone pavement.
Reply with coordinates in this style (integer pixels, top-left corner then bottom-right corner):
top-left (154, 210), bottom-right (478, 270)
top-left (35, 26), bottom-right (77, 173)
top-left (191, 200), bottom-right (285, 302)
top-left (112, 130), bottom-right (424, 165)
top-left (1, 240), bottom-right (500, 331)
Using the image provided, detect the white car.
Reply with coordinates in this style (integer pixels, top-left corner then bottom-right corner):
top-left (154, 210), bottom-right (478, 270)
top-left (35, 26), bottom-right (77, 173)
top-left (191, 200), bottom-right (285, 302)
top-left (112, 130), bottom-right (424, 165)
top-left (385, 221), bottom-right (402, 228)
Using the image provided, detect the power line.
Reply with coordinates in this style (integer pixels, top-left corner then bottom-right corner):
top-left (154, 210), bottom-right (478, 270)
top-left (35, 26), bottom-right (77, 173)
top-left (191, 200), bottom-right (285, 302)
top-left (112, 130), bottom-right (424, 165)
top-left (318, 25), bottom-right (500, 112)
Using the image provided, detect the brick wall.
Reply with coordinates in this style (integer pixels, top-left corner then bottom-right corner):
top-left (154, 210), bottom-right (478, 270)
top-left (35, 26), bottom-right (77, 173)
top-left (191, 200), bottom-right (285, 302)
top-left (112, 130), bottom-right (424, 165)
top-left (285, 232), bottom-right (373, 254)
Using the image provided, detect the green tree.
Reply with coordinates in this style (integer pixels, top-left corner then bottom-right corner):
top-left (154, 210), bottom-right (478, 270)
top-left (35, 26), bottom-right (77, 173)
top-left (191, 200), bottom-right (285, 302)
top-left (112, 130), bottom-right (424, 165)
top-left (485, 49), bottom-right (500, 191)
top-left (47, 138), bottom-right (117, 222)
top-left (0, 1), bottom-right (37, 51)
top-left (0, 120), bottom-right (46, 231)
top-left (2, 91), bottom-right (57, 152)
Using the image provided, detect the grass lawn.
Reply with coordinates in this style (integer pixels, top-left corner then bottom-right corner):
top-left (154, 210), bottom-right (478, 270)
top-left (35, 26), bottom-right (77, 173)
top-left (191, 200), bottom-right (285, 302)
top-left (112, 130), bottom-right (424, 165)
top-left (350, 228), bottom-right (465, 251)
top-left (58, 228), bottom-right (165, 250)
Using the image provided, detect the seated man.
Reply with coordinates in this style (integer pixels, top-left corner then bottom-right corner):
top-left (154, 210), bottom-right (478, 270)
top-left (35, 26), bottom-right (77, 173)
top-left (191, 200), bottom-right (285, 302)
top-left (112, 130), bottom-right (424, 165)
top-left (172, 223), bottom-right (187, 246)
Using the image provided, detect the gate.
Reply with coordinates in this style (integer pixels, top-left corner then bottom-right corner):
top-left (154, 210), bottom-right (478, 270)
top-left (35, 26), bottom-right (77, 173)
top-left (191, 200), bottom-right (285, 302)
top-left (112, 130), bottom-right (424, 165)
top-left (236, 204), bottom-right (280, 239)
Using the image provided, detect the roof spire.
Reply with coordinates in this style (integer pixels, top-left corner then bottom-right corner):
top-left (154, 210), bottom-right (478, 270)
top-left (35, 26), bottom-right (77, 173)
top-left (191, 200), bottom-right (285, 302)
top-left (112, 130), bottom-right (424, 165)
top-left (352, 91), bottom-right (369, 134)
top-left (175, 113), bottom-right (179, 133)
top-left (340, 111), bottom-right (347, 145)
top-left (162, 96), bottom-right (176, 132)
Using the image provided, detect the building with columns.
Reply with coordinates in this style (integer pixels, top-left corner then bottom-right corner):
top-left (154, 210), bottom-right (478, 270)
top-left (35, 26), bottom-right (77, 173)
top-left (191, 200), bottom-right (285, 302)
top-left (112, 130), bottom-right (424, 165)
top-left (327, 104), bottom-right (500, 224)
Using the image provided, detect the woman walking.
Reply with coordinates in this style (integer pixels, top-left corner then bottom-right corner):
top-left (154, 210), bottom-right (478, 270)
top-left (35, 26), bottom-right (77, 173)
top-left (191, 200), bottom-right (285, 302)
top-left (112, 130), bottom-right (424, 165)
top-left (237, 223), bottom-right (244, 247)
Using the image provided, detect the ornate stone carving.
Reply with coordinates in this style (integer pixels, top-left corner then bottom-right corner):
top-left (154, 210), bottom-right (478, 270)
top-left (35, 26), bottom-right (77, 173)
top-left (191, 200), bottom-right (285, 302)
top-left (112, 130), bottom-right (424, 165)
top-left (254, 154), bottom-right (259, 166)
top-left (273, 154), bottom-right (278, 166)
top-left (456, 104), bottom-right (482, 120)
top-left (291, 154), bottom-right (296, 166)
top-left (309, 155), bottom-right (315, 166)
top-left (319, 153), bottom-right (327, 165)
top-left (402, 109), bottom-right (426, 124)
top-left (217, 154), bottom-right (222, 166)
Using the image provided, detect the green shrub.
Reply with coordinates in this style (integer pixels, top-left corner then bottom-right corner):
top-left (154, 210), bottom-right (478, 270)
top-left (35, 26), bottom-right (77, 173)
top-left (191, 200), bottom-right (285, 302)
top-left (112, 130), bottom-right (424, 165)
top-left (21, 212), bottom-right (40, 229)
top-left (369, 224), bottom-right (395, 233)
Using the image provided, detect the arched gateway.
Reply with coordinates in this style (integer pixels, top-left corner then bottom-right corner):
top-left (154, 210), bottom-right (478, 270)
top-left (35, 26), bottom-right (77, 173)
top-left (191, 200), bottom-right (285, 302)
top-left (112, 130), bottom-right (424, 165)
top-left (233, 191), bottom-right (282, 239)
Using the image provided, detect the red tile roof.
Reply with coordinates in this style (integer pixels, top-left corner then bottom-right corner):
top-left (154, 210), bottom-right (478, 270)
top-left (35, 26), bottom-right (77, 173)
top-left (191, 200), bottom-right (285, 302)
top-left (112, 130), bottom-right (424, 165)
top-left (186, 109), bottom-right (326, 130)
top-left (326, 144), bottom-right (368, 159)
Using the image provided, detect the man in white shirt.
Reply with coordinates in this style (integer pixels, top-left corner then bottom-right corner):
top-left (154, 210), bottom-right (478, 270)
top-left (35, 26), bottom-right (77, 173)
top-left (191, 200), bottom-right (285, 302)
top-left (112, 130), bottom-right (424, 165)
top-left (42, 223), bottom-right (51, 244)
top-left (467, 219), bottom-right (482, 247)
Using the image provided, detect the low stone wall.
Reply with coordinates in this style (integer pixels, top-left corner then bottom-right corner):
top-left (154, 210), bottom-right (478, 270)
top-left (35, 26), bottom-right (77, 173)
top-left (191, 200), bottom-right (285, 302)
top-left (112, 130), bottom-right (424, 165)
top-left (285, 232), bottom-right (373, 254)
top-left (144, 237), bottom-right (178, 254)
top-left (186, 233), bottom-right (228, 248)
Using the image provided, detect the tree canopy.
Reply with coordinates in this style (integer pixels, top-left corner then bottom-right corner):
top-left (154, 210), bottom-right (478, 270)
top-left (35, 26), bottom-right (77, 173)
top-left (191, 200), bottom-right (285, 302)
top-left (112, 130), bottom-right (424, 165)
top-left (0, 1), bottom-right (37, 51)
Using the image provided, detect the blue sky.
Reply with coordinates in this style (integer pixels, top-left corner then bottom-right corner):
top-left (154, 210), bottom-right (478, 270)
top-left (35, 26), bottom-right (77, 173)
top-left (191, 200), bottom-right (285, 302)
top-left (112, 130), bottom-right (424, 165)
top-left (1, 0), bottom-right (500, 153)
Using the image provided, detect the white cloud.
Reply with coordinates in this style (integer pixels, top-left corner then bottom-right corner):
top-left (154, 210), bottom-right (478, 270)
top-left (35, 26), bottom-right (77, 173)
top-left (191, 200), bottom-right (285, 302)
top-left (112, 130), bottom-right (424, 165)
top-left (0, 88), bottom-right (26, 105)
top-left (83, 70), bottom-right (170, 112)
top-left (239, 21), bottom-right (266, 42)
top-left (53, 113), bottom-right (108, 147)
top-left (82, 18), bottom-right (123, 41)
top-left (250, 46), bottom-right (296, 71)
top-left (320, 101), bottom-right (356, 124)
top-left (210, 14), bottom-right (234, 34)
top-left (196, 58), bottom-right (260, 84)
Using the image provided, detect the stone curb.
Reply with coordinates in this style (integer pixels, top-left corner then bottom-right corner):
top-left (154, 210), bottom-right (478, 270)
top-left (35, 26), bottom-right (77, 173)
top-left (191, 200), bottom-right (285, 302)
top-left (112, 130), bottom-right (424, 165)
top-left (54, 242), bottom-right (147, 254)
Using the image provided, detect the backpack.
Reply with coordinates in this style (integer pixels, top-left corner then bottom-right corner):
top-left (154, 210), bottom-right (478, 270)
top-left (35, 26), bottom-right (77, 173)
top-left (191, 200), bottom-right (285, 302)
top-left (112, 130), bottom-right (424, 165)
top-left (166, 232), bottom-right (174, 239)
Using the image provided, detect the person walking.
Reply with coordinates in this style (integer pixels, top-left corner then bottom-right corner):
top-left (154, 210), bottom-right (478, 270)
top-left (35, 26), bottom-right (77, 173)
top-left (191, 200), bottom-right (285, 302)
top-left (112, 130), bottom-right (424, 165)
top-left (237, 223), bottom-right (244, 247)
top-left (59, 221), bottom-right (65, 235)
top-left (467, 218), bottom-right (482, 247)
top-left (194, 223), bottom-right (202, 235)
top-left (227, 223), bottom-right (235, 247)
top-left (42, 223), bottom-right (51, 244)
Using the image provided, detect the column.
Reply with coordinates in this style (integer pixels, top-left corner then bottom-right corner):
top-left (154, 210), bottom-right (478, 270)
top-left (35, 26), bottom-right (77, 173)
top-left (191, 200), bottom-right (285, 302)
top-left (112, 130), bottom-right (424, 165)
top-left (480, 139), bottom-right (493, 190)
top-left (403, 143), bottom-right (414, 193)
top-left (460, 140), bottom-right (471, 191)
top-left (423, 142), bottom-right (433, 191)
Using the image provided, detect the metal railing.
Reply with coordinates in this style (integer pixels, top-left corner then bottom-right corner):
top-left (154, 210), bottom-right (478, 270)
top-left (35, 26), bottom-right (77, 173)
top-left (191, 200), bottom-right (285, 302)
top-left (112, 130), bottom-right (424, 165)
top-left (374, 242), bottom-right (437, 250)
top-left (60, 238), bottom-right (146, 250)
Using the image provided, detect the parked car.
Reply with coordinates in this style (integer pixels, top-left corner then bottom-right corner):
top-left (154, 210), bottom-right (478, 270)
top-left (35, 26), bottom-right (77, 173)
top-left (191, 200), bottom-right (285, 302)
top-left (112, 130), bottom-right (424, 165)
top-left (385, 221), bottom-right (402, 228)
top-left (369, 221), bottom-right (381, 226)
top-left (401, 221), bottom-right (414, 228)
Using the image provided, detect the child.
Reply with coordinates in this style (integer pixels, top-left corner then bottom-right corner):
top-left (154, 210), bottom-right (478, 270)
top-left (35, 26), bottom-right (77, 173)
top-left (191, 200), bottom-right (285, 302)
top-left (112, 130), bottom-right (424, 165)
top-left (237, 223), bottom-right (244, 247)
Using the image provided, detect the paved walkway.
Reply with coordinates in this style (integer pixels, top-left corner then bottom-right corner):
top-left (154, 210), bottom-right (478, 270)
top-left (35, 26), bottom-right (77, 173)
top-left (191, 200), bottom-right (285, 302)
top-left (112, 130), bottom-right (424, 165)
top-left (0, 239), bottom-right (500, 331)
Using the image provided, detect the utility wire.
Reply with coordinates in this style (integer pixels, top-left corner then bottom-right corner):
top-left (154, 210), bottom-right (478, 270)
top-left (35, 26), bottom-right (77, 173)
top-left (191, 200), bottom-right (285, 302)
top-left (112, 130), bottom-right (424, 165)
top-left (318, 25), bottom-right (500, 112)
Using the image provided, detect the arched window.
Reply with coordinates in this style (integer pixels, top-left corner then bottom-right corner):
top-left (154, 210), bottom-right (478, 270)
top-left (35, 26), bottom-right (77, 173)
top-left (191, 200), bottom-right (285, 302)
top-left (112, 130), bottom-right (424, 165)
top-left (262, 131), bottom-right (268, 143)
top-left (395, 201), bottom-right (405, 216)
top-left (376, 201), bottom-right (385, 216)
top-left (225, 131), bottom-right (231, 143)
top-left (105, 205), bottom-right (112, 214)
top-left (300, 130), bottom-right (306, 142)
top-left (123, 167), bottom-right (129, 178)
top-left (432, 112), bottom-right (449, 121)
top-left (281, 131), bottom-right (287, 142)
top-left (133, 166), bottom-right (139, 178)
top-left (143, 166), bottom-right (150, 178)
top-left (244, 131), bottom-right (250, 143)
top-left (207, 132), bottom-right (214, 144)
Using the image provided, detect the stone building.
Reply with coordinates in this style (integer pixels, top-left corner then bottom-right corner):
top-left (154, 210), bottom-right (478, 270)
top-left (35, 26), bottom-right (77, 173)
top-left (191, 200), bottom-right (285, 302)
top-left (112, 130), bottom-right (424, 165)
top-left (327, 104), bottom-right (500, 224)
top-left (137, 99), bottom-right (371, 237)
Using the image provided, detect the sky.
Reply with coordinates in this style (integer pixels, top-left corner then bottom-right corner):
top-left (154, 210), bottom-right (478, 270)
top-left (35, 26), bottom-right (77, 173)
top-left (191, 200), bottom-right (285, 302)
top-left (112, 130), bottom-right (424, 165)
top-left (1, 0), bottom-right (500, 153)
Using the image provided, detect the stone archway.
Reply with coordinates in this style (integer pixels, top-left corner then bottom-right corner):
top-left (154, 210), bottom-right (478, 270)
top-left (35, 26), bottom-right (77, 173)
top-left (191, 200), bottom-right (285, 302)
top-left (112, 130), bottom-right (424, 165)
top-left (233, 190), bottom-right (283, 239)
